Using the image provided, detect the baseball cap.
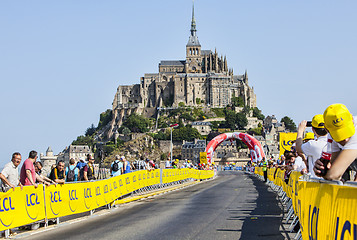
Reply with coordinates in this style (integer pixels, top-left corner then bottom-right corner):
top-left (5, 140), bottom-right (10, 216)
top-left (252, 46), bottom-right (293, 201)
top-left (323, 103), bottom-right (355, 142)
top-left (304, 132), bottom-right (315, 140)
top-left (311, 114), bottom-right (325, 129)
top-left (79, 157), bottom-right (87, 163)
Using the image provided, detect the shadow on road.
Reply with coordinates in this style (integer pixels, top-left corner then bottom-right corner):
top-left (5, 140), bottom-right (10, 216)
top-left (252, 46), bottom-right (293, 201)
top-left (239, 174), bottom-right (285, 240)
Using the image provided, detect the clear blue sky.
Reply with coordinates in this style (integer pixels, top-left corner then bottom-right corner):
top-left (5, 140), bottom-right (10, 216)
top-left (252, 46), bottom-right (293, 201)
top-left (1, 1), bottom-right (356, 168)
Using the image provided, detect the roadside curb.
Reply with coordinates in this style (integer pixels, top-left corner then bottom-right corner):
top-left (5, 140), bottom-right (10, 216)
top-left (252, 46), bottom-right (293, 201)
top-left (113, 180), bottom-right (199, 205)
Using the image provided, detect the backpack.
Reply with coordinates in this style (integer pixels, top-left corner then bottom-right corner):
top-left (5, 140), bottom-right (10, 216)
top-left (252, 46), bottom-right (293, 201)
top-left (112, 161), bottom-right (119, 172)
top-left (67, 166), bottom-right (75, 182)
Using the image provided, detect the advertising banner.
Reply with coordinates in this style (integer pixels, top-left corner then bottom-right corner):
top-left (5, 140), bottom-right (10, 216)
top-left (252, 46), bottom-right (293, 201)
top-left (279, 132), bottom-right (297, 156)
top-left (0, 185), bottom-right (45, 231)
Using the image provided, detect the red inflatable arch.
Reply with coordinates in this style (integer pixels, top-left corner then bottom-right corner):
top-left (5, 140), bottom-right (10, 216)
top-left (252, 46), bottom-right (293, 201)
top-left (205, 132), bottom-right (265, 164)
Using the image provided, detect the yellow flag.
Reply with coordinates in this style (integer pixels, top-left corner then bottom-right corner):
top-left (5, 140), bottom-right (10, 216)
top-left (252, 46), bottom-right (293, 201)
top-left (279, 132), bottom-right (297, 156)
top-left (200, 152), bottom-right (207, 164)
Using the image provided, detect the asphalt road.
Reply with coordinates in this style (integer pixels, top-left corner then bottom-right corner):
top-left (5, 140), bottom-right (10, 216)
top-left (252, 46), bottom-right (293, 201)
top-left (22, 171), bottom-right (286, 240)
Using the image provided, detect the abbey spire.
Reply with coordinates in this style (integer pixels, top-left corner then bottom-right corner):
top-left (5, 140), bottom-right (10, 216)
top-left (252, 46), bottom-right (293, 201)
top-left (187, 1), bottom-right (200, 47)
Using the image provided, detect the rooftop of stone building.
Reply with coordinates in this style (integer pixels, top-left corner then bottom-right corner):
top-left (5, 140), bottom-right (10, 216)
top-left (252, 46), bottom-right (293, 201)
top-left (182, 140), bottom-right (206, 149)
top-left (219, 140), bottom-right (237, 146)
top-left (201, 50), bottom-right (212, 55)
top-left (192, 121), bottom-right (212, 126)
top-left (46, 146), bottom-right (53, 153)
top-left (159, 60), bottom-right (185, 66)
top-left (66, 145), bottom-right (91, 153)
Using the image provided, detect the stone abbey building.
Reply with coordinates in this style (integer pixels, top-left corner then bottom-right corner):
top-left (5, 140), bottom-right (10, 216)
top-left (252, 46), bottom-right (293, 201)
top-left (111, 5), bottom-right (256, 127)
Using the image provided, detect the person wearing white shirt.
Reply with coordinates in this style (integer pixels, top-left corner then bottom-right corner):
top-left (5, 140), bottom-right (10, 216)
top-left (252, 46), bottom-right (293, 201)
top-left (296, 114), bottom-right (328, 178)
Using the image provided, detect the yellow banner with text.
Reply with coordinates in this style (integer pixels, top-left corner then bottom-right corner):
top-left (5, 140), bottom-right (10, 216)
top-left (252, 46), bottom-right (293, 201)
top-left (0, 169), bottom-right (214, 231)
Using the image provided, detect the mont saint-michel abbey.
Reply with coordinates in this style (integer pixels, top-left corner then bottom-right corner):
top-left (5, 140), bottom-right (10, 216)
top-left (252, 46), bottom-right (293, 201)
top-left (112, 5), bottom-right (256, 125)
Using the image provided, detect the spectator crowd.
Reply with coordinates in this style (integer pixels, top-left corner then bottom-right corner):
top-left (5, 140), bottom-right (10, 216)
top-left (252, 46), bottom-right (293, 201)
top-left (254, 103), bottom-right (357, 184)
top-left (0, 150), bottom-right (211, 192)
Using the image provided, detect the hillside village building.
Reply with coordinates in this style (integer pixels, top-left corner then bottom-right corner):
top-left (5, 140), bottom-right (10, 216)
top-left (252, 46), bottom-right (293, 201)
top-left (111, 5), bottom-right (257, 129)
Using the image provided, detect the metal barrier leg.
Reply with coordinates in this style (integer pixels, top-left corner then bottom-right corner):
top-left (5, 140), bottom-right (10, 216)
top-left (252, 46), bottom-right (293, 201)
top-left (285, 207), bottom-right (294, 223)
top-left (4, 229), bottom-right (10, 238)
top-left (289, 215), bottom-right (298, 232)
top-left (56, 217), bottom-right (60, 225)
top-left (294, 228), bottom-right (302, 240)
top-left (286, 199), bottom-right (293, 210)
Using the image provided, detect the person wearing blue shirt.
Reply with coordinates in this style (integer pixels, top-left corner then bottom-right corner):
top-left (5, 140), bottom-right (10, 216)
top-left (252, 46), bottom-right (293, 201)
top-left (66, 158), bottom-right (79, 182)
top-left (111, 155), bottom-right (124, 177)
top-left (123, 156), bottom-right (131, 174)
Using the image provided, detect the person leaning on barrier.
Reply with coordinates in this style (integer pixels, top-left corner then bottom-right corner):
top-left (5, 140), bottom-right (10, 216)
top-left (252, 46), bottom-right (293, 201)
top-left (296, 114), bottom-right (328, 177)
top-left (35, 161), bottom-right (55, 185)
top-left (290, 144), bottom-right (307, 172)
top-left (49, 160), bottom-right (66, 184)
top-left (314, 104), bottom-right (357, 181)
top-left (122, 156), bottom-right (131, 174)
top-left (65, 158), bottom-right (79, 182)
top-left (0, 152), bottom-right (23, 192)
top-left (20, 151), bottom-right (49, 188)
top-left (81, 155), bottom-right (96, 181)
top-left (111, 155), bottom-right (123, 177)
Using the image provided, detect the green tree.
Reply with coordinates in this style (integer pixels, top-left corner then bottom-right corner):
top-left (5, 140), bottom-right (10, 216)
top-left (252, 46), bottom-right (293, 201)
top-left (85, 124), bottom-right (96, 136)
top-left (242, 105), bottom-right (250, 115)
top-left (172, 126), bottom-right (201, 141)
top-left (180, 113), bottom-right (195, 121)
top-left (224, 110), bottom-right (248, 130)
top-left (123, 113), bottom-right (151, 133)
top-left (281, 116), bottom-right (297, 132)
top-left (122, 127), bottom-right (131, 135)
top-left (252, 107), bottom-right (265, 120)
top-left (97, 109), bottom-right (113, 130)
top-left (236, 112), bottom-right (248, 130)
top-left (178, 102), bottom-right (185, 107)
top-left (72, 135), bottom-right (94, 147)
top-left (224, 110), bottom-right (237, 130)
top-left (231, 96), bottom-right (244, 107)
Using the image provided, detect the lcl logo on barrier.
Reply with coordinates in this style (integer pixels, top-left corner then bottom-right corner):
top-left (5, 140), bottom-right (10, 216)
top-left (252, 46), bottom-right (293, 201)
top-left (84, 188), bottom-right (92, 209)
top-left (104, 185), bottom-right (109, 194)
top-left (125, 177), bottom-right (130, 185)
top-left (69, 190), bottom-right (79, 212)
top-left (308, 205), bottom-right (319, 240)
top-left (26, 194), bottom-right (39, 207)
top-left (25, 193), bottom-right (41, 221)
top-left (334, 217), bottom-right (357, 239)
top-left (0, 196), bottom-right (16, 227)
top-left (84, 188), bottom-right (92, 199)
top-left (96, 186), bottom-right (101, 196)
top-left (69, 190), bottom-right (78, 201)
top-left (95, 186), bottom-right (101, 207)
top-left (49, 191), bottom-right (62, 216)
top-left (50, 191), bottom-right (62, 203)
top-left (0, 197), bottom-right (15, 212)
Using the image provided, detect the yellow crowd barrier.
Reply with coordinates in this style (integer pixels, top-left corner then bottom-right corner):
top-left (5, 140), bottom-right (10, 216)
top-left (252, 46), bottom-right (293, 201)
top-left (254, 167), bottom-right (357, 240)
top-left (0, 168), bottom-right (214, 231)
